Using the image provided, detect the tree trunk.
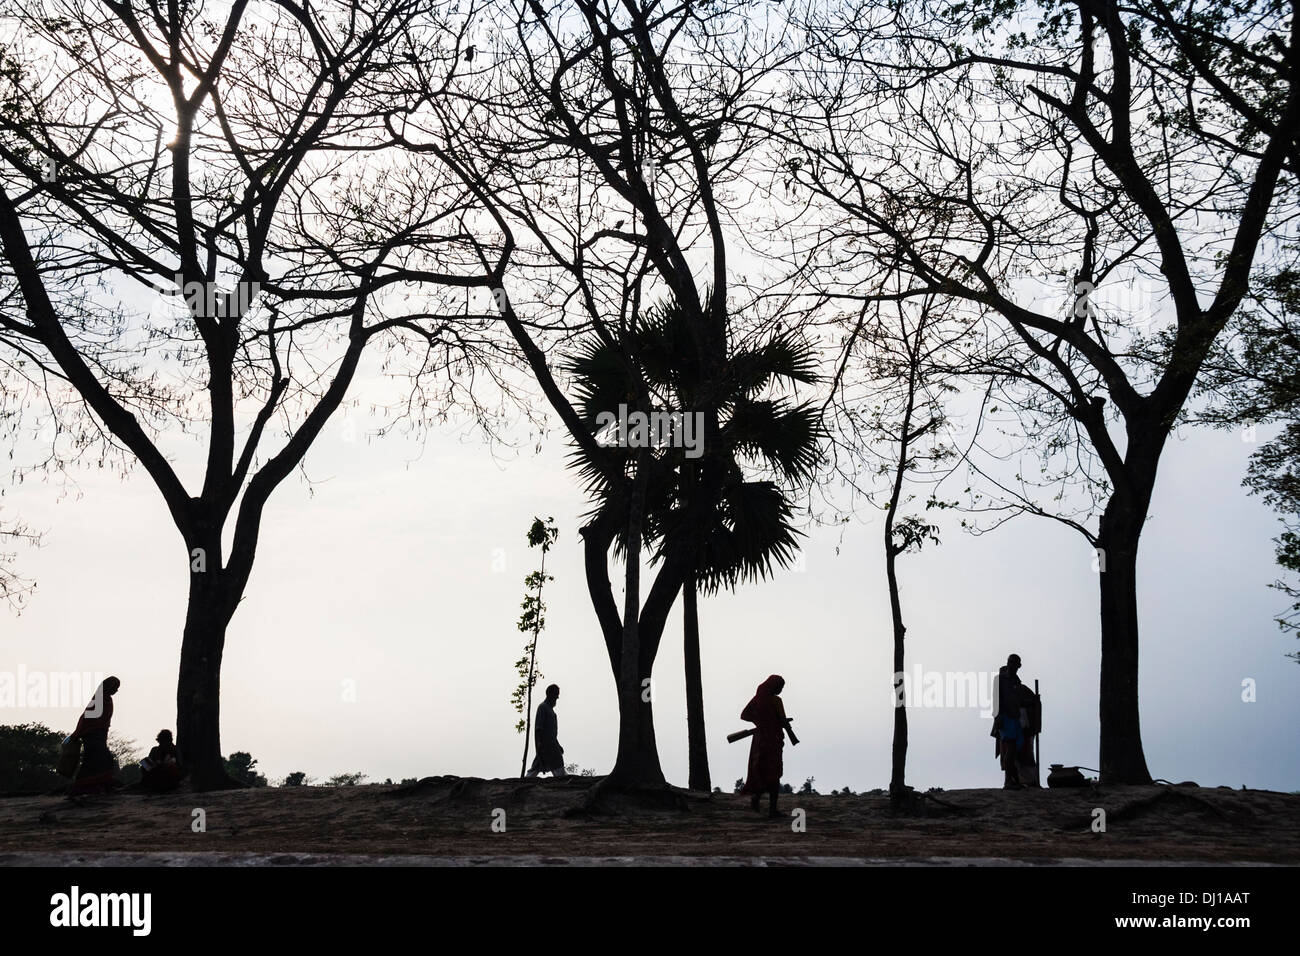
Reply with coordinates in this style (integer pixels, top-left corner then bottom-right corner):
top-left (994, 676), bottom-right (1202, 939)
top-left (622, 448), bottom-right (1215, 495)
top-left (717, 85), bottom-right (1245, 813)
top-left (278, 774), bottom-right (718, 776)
top-left (520, 547), bottom-right (549, 778)
top-left (1096, 493), bottom-right (1154, 786)
top-left (886, 543), bottom-right (908, 804)
top-left (176, 567), bottom-right (239, 791)
top-left (607, 454), bottom-right (668, 790)
top-left (520, 634), bottom-right (537, 778)
top-left (884, 351), bottom-right (920, 807)
top-left (683, 573), bottom-right (710, 791)
top-left (608, 662), bottom-right (667, 788)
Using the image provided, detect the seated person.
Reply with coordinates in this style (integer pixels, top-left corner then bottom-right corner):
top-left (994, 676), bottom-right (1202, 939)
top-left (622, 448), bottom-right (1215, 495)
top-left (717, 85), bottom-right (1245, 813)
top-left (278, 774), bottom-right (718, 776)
top-left (140, 729), bottom-right (186, 792)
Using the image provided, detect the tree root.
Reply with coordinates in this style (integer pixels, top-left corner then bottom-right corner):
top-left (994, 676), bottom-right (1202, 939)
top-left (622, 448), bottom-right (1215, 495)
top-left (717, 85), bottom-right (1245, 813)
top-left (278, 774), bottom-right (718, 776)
top-left (1058, 786), bottom-right (1255, 830)
top-left (189, 771), bottom-right (244, 793)
top-left (887, 786), bottom-right (978, 817)
top-left (564, 777), bottom-right (691, 818)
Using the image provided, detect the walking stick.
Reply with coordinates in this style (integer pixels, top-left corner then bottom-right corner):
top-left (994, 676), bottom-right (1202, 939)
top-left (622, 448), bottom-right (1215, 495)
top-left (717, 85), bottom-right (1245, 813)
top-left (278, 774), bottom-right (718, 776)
top-left (727, 717), bottom-right (798, 745)
top-left (1034, 679), bottom-right (1041, 788)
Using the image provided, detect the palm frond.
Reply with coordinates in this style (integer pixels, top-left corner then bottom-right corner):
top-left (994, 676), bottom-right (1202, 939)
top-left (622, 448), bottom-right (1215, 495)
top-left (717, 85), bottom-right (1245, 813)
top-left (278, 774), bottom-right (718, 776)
top-left (727, 332), bottom-right (820, 396)
top-left (695, 481), bottom-right (803, 594)
top-left (556, 287), bottom-right (821, 594)
top-left (723, 397), bottom-right (824, 484)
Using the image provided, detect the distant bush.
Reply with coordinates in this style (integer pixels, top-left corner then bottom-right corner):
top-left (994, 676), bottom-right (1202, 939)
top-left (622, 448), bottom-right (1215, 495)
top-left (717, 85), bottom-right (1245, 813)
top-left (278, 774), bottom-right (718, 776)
top-left (0, 723), bottom-right (63, 792)
top-left (324, 772), bottom-right (366, 787)
top-left (281, 771), bottom-right (309, 787)
top-left (563, 763), bottom-right (595, 776)
top-left (224, 751), bottom-right (268, 787)
top-left (733, 778), bottom-right (744, 793)
top-left (110, 732), bottom-right (142, 787)
top-left (799, 776), bottom-right (817, 795)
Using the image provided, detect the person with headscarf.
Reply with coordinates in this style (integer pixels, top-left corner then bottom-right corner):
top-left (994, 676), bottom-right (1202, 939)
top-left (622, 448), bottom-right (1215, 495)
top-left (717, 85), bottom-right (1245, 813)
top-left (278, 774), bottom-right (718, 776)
top-left (740, 675), bottom-right (794, 816)
top-left (67, 676), bottom-right (122, 796)
top-left (140, 729), bottom-right (185, 793)
top-left (525, 684), bottom-right (567, 778)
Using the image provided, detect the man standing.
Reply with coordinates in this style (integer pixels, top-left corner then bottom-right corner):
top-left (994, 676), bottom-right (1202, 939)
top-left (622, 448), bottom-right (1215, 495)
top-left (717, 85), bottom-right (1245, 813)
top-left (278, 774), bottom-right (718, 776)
top-left (525, 684), bottom-right (567, 778)
top-left (995, 655), bottom-right (1026, 789)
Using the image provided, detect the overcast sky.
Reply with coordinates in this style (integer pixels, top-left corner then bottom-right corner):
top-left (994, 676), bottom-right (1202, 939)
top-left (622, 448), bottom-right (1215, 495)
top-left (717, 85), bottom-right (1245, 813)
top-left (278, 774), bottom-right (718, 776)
top-left (4, 356), bottom-right (1297, 794)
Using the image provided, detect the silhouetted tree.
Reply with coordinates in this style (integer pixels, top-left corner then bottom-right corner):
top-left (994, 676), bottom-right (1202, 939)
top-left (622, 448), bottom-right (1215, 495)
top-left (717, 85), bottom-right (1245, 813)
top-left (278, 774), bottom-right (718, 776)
top-left (512, 516), bottom-right (559, 775)
top-left (565, 294), bottom-right (820, 791)
top-left (396, 0), bottom-right (805, 788)
top-left (782, 0), bottom-right (1298, 783)
top-left (0, 0), bottom-right (505, 787)
top-left (820, 294), bottom-right (965, 805)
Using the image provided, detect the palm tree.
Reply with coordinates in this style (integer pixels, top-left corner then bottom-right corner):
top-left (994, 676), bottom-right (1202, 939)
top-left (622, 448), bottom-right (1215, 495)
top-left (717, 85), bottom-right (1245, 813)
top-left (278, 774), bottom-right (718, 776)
top-left (565, 292), bottom-right (821, 790)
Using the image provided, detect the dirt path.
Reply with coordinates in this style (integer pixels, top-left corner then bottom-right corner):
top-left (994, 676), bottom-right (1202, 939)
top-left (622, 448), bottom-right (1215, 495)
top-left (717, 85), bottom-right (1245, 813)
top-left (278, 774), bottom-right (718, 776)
top-left (0, 851), bottom-right (1281, 866)
top-left (2, 777), bottom-right (1295, 864)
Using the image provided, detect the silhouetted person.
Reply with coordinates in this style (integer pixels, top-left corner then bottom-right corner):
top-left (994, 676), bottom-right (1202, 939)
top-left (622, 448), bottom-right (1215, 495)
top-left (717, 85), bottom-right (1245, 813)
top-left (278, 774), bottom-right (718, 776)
top-left (995, 654), bottom-right (1026, 789)
top-left (140, 729), bottom-right (185, 793)
top-left (68, 676), bottom-right (122, 797)
top-left (525, 684), bottom-right (567, 778)
top-left (740, 675), bottom-right (793, 817)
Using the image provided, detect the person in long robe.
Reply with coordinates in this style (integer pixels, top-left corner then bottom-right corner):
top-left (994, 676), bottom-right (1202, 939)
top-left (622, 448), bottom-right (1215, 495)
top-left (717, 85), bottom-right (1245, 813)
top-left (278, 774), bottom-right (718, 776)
top-left (994, 655), bottom-right (1025, 789)
top-left (67, 676), bottom-right (122, 797)
top-left (525, 684), bottom-right (567, 778)
top-left (740, 674), bottom-right (793, 816)
top-left (140, 729), bottom-right (185, 793)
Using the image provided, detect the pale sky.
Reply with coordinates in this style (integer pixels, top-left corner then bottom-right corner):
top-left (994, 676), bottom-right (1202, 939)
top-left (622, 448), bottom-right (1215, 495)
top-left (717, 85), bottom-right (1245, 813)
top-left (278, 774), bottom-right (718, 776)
top-left (3, 360), bottom-right (1298, 793)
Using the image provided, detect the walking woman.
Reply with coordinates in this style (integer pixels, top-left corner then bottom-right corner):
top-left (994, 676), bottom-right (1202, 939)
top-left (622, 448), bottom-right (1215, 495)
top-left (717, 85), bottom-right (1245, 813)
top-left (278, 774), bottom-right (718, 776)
top-left (740, 675), bottom-right (794, 817)
top-left (68, 676), bottom-right (122, 796)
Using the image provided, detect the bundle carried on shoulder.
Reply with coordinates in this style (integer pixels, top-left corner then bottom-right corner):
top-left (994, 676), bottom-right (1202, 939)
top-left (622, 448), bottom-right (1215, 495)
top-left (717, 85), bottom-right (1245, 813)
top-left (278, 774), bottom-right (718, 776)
top-left (57, 736), bottom-right (82, 777)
